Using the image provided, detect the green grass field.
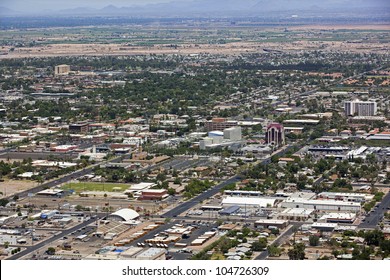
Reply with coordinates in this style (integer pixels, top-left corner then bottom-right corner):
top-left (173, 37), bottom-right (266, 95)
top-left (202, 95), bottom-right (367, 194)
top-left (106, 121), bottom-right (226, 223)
top-left (62, 182), bottom-right (129, 193)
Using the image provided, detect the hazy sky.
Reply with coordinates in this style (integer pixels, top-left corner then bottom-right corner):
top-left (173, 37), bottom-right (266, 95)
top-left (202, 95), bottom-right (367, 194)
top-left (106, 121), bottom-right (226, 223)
top-left (2, 0), bottom-right (185, 12)
top-left (2, 0), bottom-right (388, 13)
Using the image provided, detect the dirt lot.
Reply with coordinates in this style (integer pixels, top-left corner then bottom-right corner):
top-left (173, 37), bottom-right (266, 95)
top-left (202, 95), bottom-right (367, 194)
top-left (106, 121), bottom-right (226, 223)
top-left (0, 180), bottom-right (36, 197)
top-left (2, 40), bottom-right (387, 59)
top-left (2, 24), bottom-right (389, 59)
top-left (288, 24), bottom-right (390, 31)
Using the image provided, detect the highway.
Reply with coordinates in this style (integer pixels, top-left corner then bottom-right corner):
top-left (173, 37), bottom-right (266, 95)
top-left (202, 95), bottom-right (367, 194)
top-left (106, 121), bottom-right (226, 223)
top-left (359, 192), bottom-right (390, 229)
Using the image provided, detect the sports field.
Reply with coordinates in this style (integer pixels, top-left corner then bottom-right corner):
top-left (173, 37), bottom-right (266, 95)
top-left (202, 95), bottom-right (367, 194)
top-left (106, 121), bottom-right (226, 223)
top-left (62, 182), bottom-right (129, 193)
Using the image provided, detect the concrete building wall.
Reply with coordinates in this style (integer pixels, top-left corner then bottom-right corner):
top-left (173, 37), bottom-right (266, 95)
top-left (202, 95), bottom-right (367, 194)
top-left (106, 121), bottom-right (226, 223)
top-left (55, 64), bottom-right (70, 75)
top-left (224, 127), bottom-right (242, 141)
top-left (344, 100), bottom-right (377, 116)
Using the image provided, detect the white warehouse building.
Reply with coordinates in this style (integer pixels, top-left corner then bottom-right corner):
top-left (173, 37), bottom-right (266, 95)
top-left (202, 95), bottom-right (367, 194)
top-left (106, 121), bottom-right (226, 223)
top-left (318, 192), bottom-right (374, 203)
top-left (281, 198), bottom-right (361, 212)
top-left (222, 196), bottom-right (277, 208)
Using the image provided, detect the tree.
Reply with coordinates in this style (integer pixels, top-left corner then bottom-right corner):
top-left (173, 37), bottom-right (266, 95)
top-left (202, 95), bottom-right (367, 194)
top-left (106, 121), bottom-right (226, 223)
top-left (242, 227), bottom-right (251, 237)
top-left (267, 245), bottom-right (282, 257)
top-left (156, 172), bottom-right (167, 182)
top-left (251, 238), bottom-right (267, 251)
top-left (0, 198), bottom-right (9, 207)
top-left (167, 188), bottom-right (176, 196)
top-left (46, 247), bottom-right (56, 255)
top-left (309, 235), bottom-right (320, 246)
top-left (288, 243), bottom-right (306, 260)
top-left (364, 230), bottom-right (384, 246)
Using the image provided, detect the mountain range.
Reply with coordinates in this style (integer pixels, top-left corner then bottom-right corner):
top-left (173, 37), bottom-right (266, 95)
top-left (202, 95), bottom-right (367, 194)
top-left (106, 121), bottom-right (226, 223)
top-left (1, 0), bottom-right (389, 17)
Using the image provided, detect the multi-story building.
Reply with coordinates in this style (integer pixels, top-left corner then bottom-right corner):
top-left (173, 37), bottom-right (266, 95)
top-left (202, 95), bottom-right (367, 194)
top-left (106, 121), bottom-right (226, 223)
top-left (223, 126), bottom-right (242, 141)
top-left (54, 64), bottom-right (71, 75)
top-left (205, 118), bottom-right (238, 131)
top-left (344, 100), bottom-right (377, 116)
top-left (266, 123), bottom-right (285, 147)
top-left (69, 122), bottom-right (89, 134)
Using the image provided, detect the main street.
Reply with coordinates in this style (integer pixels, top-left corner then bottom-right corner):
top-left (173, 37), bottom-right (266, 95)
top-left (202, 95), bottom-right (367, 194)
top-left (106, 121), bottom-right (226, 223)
top-left (162, 144), bottom-right (297, 218)
top-left (162, 176), bottom-right (241, 218)
top-left (359, 192), bottom-right (390, 229)
top-left (7, 217), bottom-right (100, 260)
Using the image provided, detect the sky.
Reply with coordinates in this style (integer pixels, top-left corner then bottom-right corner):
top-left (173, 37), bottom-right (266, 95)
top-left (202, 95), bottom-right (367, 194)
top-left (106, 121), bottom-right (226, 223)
top-left (1, 0), bottom-right (388, 13)
top-left (2, 0), bottom-right (184, 12)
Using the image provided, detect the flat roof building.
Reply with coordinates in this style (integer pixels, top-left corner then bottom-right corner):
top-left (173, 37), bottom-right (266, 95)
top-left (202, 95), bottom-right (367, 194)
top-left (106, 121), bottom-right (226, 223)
top-left (281, 198), bottom-right (361, 212)
top-left (311, 222), bottom-right (337, 232)
top-left (319, 213), bottom-right (356, 224)
top-left (318, 192), bottom-right (374, 202)
top-left (283, 119), bottom-right (320, 125)
top-left (135, 248), bottom-right (166, 260)
top-left (278, 208), bottom-right (314, 221)
top-left (224, 127), bottom-right (242, 141)
top-left (219, 206), bottom-right (240, 215)
top-left (55, 64), bottom-right (70, 75)
top-left (69, 122), bottom-right (89, 134)
top-left (222, 196), bottom-right (277, 208)
top-left (140, 189), bottom-right (168, 200)
top-left (344, 100), bottom-right (377, 117)
top-left (205, 118), bottom-right (238, 132)
top-left (254, 219), bottom-right (289, 229)
top-left (124, 182), bottom-right (157, 194)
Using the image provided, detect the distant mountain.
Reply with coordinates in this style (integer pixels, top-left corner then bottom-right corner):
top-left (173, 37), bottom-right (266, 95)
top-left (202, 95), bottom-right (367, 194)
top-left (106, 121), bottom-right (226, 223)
top-left (1, 0), bottom-right (389, 17)
top-left (0, 6), bottom-right (21, 16)
top-left (56, 6), bottom-right (98, 15)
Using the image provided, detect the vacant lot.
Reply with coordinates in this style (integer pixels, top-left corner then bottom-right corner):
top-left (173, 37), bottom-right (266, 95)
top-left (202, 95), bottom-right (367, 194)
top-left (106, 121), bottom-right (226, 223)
top-left (1, 24), bottom-right (388, 59)
top-left (0, 180), bottom-right (36, 197)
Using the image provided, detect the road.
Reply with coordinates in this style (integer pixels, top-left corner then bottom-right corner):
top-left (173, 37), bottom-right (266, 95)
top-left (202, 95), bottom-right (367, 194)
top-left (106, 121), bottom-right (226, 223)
top-left (161, 143), bottom-right (297, 219)
top-left (271, 66), bottom-right (385, 107)
top-left (162, 176), bottom-right (241, 218)
top-left (255, 223), bottom-right (303, 260)
top-left (140, 157), bottom-right (211, 174)
top-left (4, 156), bottom-right (124, 201)
top-left (5, 143), bottom-right (300, 259)
top-left (0, 151), bottom-right (78, 160)
top-left (7, 218), bottom-right (98, 260)
top-left (359, 192), bottom-right (390, 229)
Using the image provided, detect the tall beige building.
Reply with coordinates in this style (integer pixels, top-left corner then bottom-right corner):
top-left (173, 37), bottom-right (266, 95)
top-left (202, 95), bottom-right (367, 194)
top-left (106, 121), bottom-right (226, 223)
top-left (54, 64), bottom-right (70, 75)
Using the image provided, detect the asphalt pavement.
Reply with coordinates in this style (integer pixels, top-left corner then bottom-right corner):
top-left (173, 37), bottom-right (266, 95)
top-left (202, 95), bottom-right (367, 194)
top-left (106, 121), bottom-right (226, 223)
top-left (255, 223), bottom-right (303, 260)
top-left (162, 176), bottom-right (241, 218)
top-left (7, 218), bottom-right (97, 260)
top-left (359, 192), bottom-right (390, 229)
